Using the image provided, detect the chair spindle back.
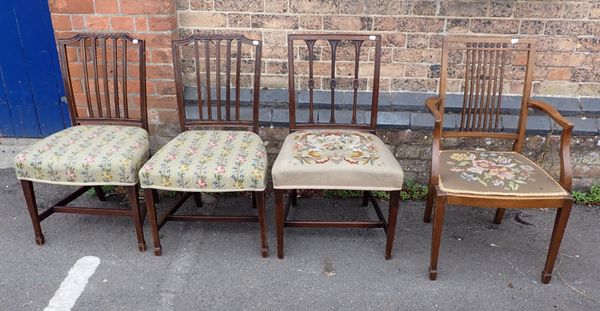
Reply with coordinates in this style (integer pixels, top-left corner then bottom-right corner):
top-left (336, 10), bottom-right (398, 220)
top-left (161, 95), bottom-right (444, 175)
top-left (58, 33), bottom-right (147, 130)
top-left (172, 34), bottom-right (262, 133)
top-left (439, 37), bottom-right (536, 151)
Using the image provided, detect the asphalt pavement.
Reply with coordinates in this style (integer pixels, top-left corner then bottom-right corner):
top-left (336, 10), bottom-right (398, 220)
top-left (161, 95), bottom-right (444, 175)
top-left (0, 168), bottom-right (599, 310)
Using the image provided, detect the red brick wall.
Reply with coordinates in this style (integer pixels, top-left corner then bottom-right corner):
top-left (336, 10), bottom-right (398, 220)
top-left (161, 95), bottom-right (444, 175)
top-left (47, 0), bottom-right (600, 188)
top-left (49, 0), bottom-right (180, 139)
top-left (49, 0), bottom-right (600, 139)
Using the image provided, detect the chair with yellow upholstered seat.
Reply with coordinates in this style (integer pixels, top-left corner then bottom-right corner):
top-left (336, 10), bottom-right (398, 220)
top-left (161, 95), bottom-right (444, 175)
top-left (140, 34), bottom-right (268, 257)
top-left (14, 33), bottom-right (150, 251)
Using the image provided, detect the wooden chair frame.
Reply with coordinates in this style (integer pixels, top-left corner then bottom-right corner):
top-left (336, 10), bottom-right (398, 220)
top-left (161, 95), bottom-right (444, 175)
top-left (423, 37), bottom-right (574, 283)
top-left (143, 34), bottom-right (268, 257)
top-left (21, 33), bottom-right (150, 251)
top-left (275, 33), bottom-right (401, 259)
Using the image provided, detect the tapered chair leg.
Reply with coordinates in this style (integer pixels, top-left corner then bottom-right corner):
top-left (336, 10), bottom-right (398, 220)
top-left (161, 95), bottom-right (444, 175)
top-left (423, 185), bottom-right (436, 223)
top-left (385, 191), bottom-right (400, 260)
top-left (493, 208), bottom-right (506, 224)
top-left (151, 189), bottom-right (160, 203)
top-left (255, 191), bottom-right (269, 257)
top-left (290, 189), bottom-right (298, 207)
top-left (144, 188), bottom-right (162, 256)
top-left (429, 195), bottom-right (447, 280)
top-left (275, 189), bottom-right (285, 259)
top-left (541, 200), bottom-right (573, 284)
top-left (127, 185), bottom-right (146, 252)
top-left (362, 191), bottom-right (369, 207)
top-left (193, 193), bottom-right (203, 208)
top-left (94, 186), bottom-right (106, 201)
top-left (20, 180), bottom-right (45, 245)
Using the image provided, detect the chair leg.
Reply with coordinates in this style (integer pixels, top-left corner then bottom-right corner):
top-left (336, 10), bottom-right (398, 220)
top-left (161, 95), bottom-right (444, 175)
top-left (144, 188), bottom-right (162, 256)
top-left (423, 185), bottom-right (436, 223)
top-left (362, 191), bottom-right (369, 207)
top-left (255, 191), bottom-right (269, 258)
top-left (193, 193), bottom-right (203, 208)
top-left (385, 191), bottom-right (400, 260)
top-left (429, 195), bottom-right (447, 280)
top-left (94, 186), bottom-right (106, 201)
top-left (541, 200), bottom-right (573, 284)
top-left (151, 189), bottom-right (160, 203)
top-left (252, 192), bottom-right (257, 209)
top-left (127, 185), bottom-right (146, 252)
top-left (290, 189), bottom-right (297, 207)
top-left (493, 208), bottom-right (506, 224)
top-left (20, 180), bottom-right (45, 245)
top-left (275, 189), bottom-right (285, 259)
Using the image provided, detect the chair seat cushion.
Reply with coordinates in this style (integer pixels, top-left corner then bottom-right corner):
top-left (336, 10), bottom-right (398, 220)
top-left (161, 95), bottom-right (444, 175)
top-left (139, 130), bottom-right (267, 192)
top-left (272, 130), bottom-right (404, 191)
top-left (14, 125), bottom-right (149, 186)
top-left (438, 150), bottom-right (568, 196)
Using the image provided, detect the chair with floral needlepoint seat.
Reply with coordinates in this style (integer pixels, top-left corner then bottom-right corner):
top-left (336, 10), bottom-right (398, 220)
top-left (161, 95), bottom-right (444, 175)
top-left (139, 34), bottom-right (268, 257)
top-left (271, 34), bottom-right (404, 260)
top-left (14, 33), bottom-right (150, 251)
top-left (423, 37), bottom-right (574, 283)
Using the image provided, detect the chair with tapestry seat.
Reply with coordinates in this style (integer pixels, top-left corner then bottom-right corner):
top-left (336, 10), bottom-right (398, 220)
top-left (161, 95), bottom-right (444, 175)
top-left (140, 34), bottom-right (268, 257)
top-left (14, 33), bottom-right (151, 251)
top-left (423, 37), bottom-right (574, 283)
top-left (271, 34), bottom-right (404, 259)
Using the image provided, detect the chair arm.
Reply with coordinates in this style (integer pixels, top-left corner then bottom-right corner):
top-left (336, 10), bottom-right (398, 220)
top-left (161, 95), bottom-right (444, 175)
top-left (528, 99), bottom-right (574, 129)
top-left (528, 99), bottom-right (573, 192)
top-left (425, 96), bottom-right (443, 125)
top-left (425, 96), bottom-right (443, 185)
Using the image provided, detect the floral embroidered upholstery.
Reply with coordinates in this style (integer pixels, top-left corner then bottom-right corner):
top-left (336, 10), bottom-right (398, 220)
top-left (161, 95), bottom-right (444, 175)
top-left (272, 130), bottom-right (404, 190)
top-left (439, 150), bottom-right (567, 196)
top-left (14, 125), bottom-right (149, 186)
top-left (139, 130), bottom-right (267, 192)
top-left (293, 130), bottom-right (380, 165)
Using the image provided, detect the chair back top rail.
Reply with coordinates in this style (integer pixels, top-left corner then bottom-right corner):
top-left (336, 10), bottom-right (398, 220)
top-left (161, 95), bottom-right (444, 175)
top-left (57, 33), bottom-right (148, 130)
top-left (437, 37), bottom-right (536, 152)
top-left (172, 34), bottom-right (262, 133)
top-left (287, 33), bottom-right (382, 132)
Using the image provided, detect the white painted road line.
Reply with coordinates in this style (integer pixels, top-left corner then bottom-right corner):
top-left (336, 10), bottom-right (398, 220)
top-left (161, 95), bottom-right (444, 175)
top-left (44, 256), bottom-right (101, 311)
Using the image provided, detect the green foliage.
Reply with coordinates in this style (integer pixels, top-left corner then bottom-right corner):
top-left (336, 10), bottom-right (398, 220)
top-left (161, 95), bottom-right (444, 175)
top-left (399, 180), bottom-right (429, 201)
top-left (165, 191), bottom-right (179, 198)
top-left (372, 191), bottom-right (389, 200)
top-left (573, 185), bottom-right (600, 205)
top-left (323, 189), bottom-right (362, 199)
top-left (322, 180), bottom-right (428, 201)
top-left (86, 185), bottom-right (115, 197)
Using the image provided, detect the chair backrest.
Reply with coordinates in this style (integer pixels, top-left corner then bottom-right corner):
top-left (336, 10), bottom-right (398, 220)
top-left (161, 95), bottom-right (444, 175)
top-left (57, 33), bottom-right (148, 130)
top-left (287, 34), bottom-right (382, 132)
top-left (438, 37), bottom-right (536, 152)
top-left (172, 34), bottom-right (262, 133)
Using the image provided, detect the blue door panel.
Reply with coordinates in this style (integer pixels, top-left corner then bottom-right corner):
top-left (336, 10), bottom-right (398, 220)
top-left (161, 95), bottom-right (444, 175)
top-left (0, 70), bottom-right (16, 136)
top-left (0, 0), bottom-right (69, 137)
top-left (13, 0), bottom-right (68, 136)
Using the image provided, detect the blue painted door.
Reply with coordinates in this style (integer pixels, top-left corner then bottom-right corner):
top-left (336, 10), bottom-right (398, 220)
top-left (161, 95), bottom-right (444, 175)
top-left (0, 0), bottom-right (69, 137)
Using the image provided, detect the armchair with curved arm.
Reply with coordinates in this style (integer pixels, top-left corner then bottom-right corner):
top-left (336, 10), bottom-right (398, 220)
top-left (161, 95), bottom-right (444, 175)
top-left (423, 37), bottom-right (574, 284)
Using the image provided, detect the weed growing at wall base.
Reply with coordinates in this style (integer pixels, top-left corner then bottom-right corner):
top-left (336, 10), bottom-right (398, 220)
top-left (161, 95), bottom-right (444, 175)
top-left (322, 180), bottom-right (429, 201)
top-left (573, 185), bottom-right (600, 206)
